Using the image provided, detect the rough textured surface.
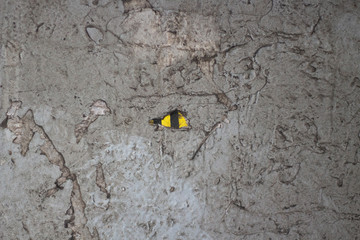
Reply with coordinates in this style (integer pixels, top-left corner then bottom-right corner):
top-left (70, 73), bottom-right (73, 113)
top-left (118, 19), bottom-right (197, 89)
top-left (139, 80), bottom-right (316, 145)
top-left (0, 0), bottom-right (359, 239)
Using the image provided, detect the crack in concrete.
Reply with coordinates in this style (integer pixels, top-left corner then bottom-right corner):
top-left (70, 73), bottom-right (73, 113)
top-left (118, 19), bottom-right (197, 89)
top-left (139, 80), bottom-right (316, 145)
top-left (22, 221), bottom-right (32, 240)
top-left (191, 116), bottom-right (230, 160)
top-left (96, 162), bottom-right (111, 200)
top-left (216, 92), bottom-right (238, 111)
top-left (4, 101), bottom-right (99, 240)
top-left (123, 90), bottom-right (237, 111)
top-left (310, 14), bottom-right (322, 35)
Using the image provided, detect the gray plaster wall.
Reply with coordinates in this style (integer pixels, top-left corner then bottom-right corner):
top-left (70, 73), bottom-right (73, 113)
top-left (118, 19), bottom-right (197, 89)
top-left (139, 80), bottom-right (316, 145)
top-left (1, 0), bottom-right (359, 239)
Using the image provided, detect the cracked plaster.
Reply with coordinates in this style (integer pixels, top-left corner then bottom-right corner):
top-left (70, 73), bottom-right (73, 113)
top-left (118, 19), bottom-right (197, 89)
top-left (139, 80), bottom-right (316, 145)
top-left (0, 0), bottom-right (359, 239)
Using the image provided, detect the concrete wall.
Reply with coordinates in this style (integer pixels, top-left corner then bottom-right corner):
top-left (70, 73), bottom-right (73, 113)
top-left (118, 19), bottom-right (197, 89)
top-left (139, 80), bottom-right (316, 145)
top-left (1, 0), bottom-right (359, 239)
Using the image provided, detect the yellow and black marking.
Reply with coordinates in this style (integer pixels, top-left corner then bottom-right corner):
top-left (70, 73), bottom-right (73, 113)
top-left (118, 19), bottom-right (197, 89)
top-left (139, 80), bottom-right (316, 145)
top-left (149, 110), bottom-right (189, 129)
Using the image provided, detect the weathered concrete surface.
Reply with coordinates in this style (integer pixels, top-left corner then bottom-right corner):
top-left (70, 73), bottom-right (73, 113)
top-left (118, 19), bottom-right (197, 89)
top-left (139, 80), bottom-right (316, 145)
top-left (0, 0), bottom-right (359, 239)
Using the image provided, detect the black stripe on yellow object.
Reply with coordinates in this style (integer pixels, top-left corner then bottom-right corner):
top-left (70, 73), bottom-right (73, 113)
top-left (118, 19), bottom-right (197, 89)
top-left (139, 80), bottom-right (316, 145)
top-left (170, 110), bottom-right (179, 129)
top-left (149, 109), bottom-right (189, 129)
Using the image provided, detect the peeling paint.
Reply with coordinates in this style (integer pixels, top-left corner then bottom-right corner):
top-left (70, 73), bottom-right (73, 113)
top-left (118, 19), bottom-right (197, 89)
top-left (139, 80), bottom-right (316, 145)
top-left (4, 101), bottom-right (99, 240)
top-left (1, 0), bottom-right (360, 239)
top-left (75, 100), bottom-right (111, 143)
